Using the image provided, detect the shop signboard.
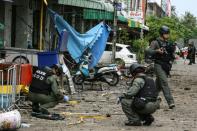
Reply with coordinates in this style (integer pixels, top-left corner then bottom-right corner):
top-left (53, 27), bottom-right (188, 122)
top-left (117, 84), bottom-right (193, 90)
top-left (129, 11), bottom-right (144, 23)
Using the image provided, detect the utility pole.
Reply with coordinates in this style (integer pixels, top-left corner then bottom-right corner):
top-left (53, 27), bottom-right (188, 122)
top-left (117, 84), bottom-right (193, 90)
top-left (112, 0), bottom-right (118, 63)
top-left (39, 0), bottom-right (44, 50)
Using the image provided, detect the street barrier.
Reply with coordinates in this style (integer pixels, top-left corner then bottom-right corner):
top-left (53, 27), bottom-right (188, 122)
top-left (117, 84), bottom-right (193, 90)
top-left (0, 64), bottom-right (21, 111)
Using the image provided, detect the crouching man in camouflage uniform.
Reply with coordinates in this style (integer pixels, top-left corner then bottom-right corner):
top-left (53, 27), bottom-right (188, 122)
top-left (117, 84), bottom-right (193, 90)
top-left (119, 63), bottom-right (160, 126)
top-left (29, 64), bottom-right (67, 114)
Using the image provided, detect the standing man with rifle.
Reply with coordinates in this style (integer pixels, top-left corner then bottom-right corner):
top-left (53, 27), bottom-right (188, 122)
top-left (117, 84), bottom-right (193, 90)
top-left (146, 25), bottom-right (175, 109)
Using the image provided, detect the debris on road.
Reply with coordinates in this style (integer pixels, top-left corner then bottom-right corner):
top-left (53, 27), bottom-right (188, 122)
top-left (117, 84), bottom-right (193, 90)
top-left (184, 87), bottom-right (191, 90)
top-left (63, 112), bottom-right (109, 126)
top-left (21, 123), bottom-right (31, 128)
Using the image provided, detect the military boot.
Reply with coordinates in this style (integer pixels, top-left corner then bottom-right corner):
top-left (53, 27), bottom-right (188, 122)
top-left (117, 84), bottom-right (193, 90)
top-left (32, 103), bottom-right (40, 113)
top-left (169, 103), bottom-right (175, 109)
top-left (143, 115), bottom-right (154, 126)
top-left (40, 107), bottom-right (50, 115)
top-left (125, 120), bottom-right (142, 126)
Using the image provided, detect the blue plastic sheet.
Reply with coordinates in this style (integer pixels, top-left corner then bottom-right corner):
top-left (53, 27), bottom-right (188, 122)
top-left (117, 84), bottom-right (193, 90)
top-left (48, 9), bottom-right (111, 68)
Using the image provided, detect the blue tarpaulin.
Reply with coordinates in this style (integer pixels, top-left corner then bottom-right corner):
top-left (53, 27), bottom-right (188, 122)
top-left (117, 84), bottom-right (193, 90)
top-left (48, 9), bottom-right (111, 68)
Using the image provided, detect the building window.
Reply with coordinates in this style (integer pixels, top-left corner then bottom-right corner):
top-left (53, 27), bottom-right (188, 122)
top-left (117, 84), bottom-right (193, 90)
top-left (131, 0), bottom-right (142, 11)
top-left (137, 0), bottom-right (142, 11)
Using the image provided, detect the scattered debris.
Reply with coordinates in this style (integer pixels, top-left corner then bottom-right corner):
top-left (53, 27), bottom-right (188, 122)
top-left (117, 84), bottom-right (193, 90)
top-left (106, 113), bottom-right (111, 117)
top-left (62, 112), bottom-right (109, 126)
top-left (21, 123), bottom-right (31, 128)
top-left (170, 118), bottom-right (175, 120)
top-left (31, 112), bottom-right (65, 120)
top-left (163, 109), bottom-right (170, 112)
top-left (156, 124), bottom-right (163, 127)
top-left (67, 100), bottom-right (80, 106)
top-left (67, 117), bottom-right (84, 126)
top-left (61, 112), bottom-right (108, 120)
top-left (84, 99), bottom-right (97, 102)
top-left (184, 87), bottom-right (191, 90)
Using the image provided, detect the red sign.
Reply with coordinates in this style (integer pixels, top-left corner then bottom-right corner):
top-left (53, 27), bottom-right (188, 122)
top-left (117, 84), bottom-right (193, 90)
top-left (130, 11), bottom-right (143, 17)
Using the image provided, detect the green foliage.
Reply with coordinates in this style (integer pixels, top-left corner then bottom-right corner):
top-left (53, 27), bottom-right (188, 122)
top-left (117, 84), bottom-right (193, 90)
top-left (146, 16), bottom-right (190, 42)
top-left (117, 29), bottom-right (132, 44)
top-left (180, 12), bottom-right (197, 39)
top-left (132, 38), bottom-right (148, 50)
top-left (115, 10), bottom-right (197, 63)
top-left (132, 38), bottom-right (149, 63)
top-left (181, 12), bottom-right (197, 30)
top-left (146, 11), bottom-right (197, 42)
top-left (171, 6), bottom-right (178, 20)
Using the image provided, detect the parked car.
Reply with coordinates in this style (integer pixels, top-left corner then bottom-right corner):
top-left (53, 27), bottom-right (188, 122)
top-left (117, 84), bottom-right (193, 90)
top-left (99, 42), bottom-right (137, 67)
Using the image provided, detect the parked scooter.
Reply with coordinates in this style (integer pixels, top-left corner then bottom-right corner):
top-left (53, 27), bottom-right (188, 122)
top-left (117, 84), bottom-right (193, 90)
top-left (73, 63), bottom-right (120, 86)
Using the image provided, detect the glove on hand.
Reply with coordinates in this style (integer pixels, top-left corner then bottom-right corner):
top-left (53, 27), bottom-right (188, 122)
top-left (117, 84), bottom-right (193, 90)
top-left (63, 95), bottom-right (69, 102)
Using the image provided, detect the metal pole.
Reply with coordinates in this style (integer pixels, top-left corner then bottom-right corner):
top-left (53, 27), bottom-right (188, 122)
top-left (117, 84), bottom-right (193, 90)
top-left (140, 28), bottom-right (143, 39)
top-left (112, 0), bottom-right (118, 63)
top-left (39, 0), bottom-right (44, 50)
top-left (140, 28), bottom-right (144, 64)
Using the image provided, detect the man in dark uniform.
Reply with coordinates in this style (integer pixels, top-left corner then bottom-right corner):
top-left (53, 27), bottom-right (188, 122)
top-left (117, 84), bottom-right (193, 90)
top-left (188, 42), bottom-right (194, 65)
top-left (193, 43), bottom-right (196, 64)
top-left (29, 64), bottom-right (68, 114)
top-left (146, 25), bottom-right (175, 109)
top-left (119, 63), bottom-right (160, 126)
top-left (190, 42), bottom-right (196, 64)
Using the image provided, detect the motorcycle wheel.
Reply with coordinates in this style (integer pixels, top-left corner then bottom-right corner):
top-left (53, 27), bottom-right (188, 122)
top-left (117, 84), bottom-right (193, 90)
top-left (103, 72), bottom-right (119, 86)
top-left (73, 74), bottom-right (84, 85)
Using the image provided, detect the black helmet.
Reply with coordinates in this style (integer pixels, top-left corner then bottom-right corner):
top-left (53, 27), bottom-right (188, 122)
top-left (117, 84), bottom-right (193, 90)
top-left (51, 64), bottom-right (64, 76)
top-left (130, 63), bottom-right (145, 75)
top-left (159, 25), bottom-right (170, 35)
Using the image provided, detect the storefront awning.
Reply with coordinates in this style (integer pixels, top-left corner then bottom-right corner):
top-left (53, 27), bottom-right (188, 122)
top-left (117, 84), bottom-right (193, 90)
top-left (118, 15), bottom-right (128, 23)
top-left (128, 19), bottom-right (149, 31)
top-left (83, 9), bottom-right (113, 20)
top-left (58, 0), bottom-right (114, 12)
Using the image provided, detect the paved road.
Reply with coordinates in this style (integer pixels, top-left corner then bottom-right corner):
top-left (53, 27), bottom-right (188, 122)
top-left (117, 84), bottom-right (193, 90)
top-left (18, 58), bottom-right (197, 131)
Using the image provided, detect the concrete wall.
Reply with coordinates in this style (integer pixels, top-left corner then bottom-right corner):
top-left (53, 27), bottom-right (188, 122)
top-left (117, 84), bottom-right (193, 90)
top-left (14, 0), bottom-right (33, 48)
top-left (0, 2), bottom-right (5, 46)
top-left (147, 3), bottom-right (165, 17)
top-left (4, 2), bottom-right (12, 47)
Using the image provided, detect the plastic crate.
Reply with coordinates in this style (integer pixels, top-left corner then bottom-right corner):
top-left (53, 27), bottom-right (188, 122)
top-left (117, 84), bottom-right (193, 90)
top-left (37, 52), bottom-right (59, 68)
top-left (20, 64), bottom-right (32, 86)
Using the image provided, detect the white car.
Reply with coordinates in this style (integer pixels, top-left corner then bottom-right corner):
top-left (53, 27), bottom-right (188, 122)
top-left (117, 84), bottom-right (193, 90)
top-left (99, 42), bottom-right (137, 67)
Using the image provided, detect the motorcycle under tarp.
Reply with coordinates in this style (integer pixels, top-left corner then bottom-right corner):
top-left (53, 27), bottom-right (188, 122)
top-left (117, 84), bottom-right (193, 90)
top-left (48, 9), bottom-right (111, 69)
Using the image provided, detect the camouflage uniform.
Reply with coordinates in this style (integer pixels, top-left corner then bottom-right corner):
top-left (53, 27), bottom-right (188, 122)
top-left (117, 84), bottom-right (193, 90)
top-left (29, 68), bottom-right (64, 113)
top-left (121, 74), bottom-right (160, 124)
top-left (147, 38), bottom-right (175, 107)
